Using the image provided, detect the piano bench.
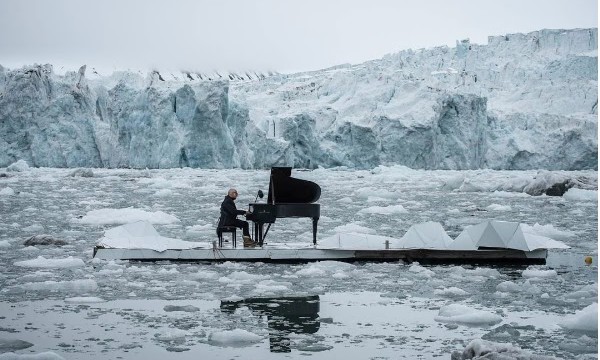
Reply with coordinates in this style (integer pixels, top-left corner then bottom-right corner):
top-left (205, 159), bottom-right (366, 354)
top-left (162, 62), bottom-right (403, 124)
top-left (217, 226), bottom-right (237, 248)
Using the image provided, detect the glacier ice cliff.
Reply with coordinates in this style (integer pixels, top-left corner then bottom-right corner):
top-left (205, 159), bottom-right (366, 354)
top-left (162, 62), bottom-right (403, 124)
top-left (0, 28), bottom-right (597, 170)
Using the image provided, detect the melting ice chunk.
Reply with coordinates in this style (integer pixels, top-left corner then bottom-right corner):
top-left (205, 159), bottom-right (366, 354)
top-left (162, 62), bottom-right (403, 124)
top-left (208, 329), bottom-right (262, 346)
top-left (560, 303), bottom-right (598, 332)
top-left (434, 304), bottom-right (502, 325)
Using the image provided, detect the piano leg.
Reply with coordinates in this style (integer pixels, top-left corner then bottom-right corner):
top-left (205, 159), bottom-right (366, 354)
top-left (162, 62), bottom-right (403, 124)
top-left (253, 222), bottom-right (258, 243)
top-left (312, 217), bottom-right (319, 245)
top-left (254, 222), bottom-right (261, 245)
top-left (258, 223), bottom-right (264, 247)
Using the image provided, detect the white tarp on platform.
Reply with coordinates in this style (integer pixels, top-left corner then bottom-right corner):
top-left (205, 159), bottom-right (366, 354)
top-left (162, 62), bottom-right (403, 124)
top-left (318, 232), bottom-right (397, 250)
top-left (97, 220), bottom-right (568, 253)
top-left (448, 220), bottom-right (570, 251)
top-left (97, 221), bottom-right (204, 252)
top-left (393, 222), bottom-right (453, 249)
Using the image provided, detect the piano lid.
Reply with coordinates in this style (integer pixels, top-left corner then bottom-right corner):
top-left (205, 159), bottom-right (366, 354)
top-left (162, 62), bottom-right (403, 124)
top-left (268, 167), bottom-right (321, 204)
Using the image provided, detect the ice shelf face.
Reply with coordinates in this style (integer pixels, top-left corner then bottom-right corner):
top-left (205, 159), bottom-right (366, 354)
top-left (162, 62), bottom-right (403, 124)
top-left (0, 28), bottom-right (597, 170)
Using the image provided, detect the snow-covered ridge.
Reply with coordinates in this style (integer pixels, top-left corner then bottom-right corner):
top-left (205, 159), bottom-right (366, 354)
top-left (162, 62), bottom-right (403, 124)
top-left (0, 28), bottom-right (597, 170)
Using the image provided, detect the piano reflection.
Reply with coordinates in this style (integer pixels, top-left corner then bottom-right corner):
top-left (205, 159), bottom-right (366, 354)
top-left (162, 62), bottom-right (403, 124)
top-left (220, 295), bottom-right (320, 353)
top-left (246, 167), bottom-right (321, 246)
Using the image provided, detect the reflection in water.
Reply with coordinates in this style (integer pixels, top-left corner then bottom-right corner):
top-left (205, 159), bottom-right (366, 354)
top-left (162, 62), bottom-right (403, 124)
top-left (221, 295), bottom-right (320, 352)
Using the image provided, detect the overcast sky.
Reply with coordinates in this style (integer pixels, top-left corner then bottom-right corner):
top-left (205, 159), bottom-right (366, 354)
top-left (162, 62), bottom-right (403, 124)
top-left (0, 0), bottom-right (597, 74)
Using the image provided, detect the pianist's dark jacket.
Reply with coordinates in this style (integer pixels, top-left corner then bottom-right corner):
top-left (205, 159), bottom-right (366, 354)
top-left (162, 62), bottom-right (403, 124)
top-left (219, 196), bottom-right (246, 226)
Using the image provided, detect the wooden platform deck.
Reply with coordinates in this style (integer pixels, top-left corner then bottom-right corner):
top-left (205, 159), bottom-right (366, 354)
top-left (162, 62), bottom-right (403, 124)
top-left (93, 246), bottom-right (548, 265)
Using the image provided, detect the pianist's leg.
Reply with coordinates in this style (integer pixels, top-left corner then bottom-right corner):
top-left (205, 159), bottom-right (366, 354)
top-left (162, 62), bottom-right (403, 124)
top-left (231, 219), bottom-right (250, 237)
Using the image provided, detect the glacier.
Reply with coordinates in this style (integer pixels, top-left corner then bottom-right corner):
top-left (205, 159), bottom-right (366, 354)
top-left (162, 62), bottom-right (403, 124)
top-left (0, 28), bottom-right (597, 170)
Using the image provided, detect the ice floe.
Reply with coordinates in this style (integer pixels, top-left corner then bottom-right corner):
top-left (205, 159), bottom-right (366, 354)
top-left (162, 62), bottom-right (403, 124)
top-left (560, 303), bottom-right (598, 332)
top-left (78, 208), bottom-right (180, 225)
top-left (17, 279), bottom-right (98, 292)
top-left (353, 187), bottom-right (399, 200)
top-left (64, 296), bottom-right (106, 303)
top-left (0, 338), bottom-right (33, 352)
top-left (154, 328), bottom-right (190, 342)
top-left (23, 235), bottom-right (67, 246)
top-left (6, 160), bottom-right (29, 172)
top-left (295, 261), bottom-right (356, 277)
top-left (434, 304), bottom-right (502, 325)
top-left (434, 287), bottom-right (469, 297)
top-left (331, 223), bottom-right (377, 234)
top-left (0, 352), bottom-right (65, 360)
top-left (563, 188), bottom-right (597, 201)
top-left (452, 339), bottom-right (556, 359)
top-left (357, 204), bottom-right (408, 215)
top-left (69, 168), bottom-right (94, 177)
top-left (22, 224), bottom-right (45, 232)
top-left (485, 203), bottom-right (512, 211)
top-left (408, 263), bottom-right (435, 278)
top-left (208, 329), bottom-right (262, 346)
top-left (496, 281), bottom-right (522, 293)
top-left (0, 187), bottom-right (15, 196)
top-left (253, 279), bottom-right (292, 294)
top-left (14, 256), bottom-right (85, 268)
top-left (564, 284), bottom-right (597, 301)
top-left (163, 305), bottom-right (200, 312)
top-left (520, 223), bottom-right (576, 241)
top-left (522, 268), bottom-right (558, 279)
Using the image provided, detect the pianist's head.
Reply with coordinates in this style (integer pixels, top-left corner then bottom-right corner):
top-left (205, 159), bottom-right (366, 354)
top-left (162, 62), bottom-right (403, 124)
top-left (228, 188), bottom-right (238, 200)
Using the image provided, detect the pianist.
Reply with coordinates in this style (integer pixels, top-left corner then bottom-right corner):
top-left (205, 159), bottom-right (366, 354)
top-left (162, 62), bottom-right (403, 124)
top-left (219, 188), bottom-right (255, 247)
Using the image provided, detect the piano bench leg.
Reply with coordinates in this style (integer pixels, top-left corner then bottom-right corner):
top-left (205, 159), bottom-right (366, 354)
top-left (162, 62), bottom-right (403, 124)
top-left (312, 218), bottom-right (319, 245)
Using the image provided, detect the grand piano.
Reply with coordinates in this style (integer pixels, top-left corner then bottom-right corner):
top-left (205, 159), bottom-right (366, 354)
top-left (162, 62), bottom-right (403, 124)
top-left (246, 167), bottom-right (321, 246)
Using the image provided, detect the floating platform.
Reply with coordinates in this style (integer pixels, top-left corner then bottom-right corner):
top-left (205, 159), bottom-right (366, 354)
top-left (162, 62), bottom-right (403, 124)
top-left (92, 246), bottom-right (548, 265)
